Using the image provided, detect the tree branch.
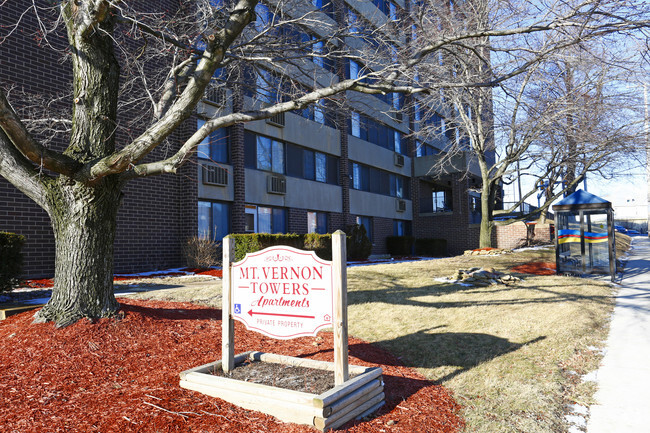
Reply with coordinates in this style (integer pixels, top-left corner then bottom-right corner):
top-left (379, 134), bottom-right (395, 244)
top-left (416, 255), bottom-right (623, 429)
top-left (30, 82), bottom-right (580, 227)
top-left (0, 89), bottom-right (82, 177)
top-left (79, 0), bottom-right (258, 183)
top-left (0, 128), bottom-right (50, 211)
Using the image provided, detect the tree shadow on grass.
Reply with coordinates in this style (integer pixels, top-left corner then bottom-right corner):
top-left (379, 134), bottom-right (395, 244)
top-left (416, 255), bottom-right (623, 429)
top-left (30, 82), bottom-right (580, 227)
top-left (353, 330), bottom-right (546, 384)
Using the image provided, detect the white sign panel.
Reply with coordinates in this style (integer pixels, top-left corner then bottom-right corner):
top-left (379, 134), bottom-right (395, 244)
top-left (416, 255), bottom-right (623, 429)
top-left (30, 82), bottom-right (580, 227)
top-left (231, 246), bottom-right (333, 339)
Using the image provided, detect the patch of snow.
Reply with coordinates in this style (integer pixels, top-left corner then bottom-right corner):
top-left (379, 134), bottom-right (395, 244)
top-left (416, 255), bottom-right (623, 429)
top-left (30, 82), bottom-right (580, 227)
top-left (569, 404), bottom-right (589, 416)
top-left (512, 245), bottom-right (554, 252)
top-left (348, 257), bottom-right (441, 268)
top-left (582, 370), bottom-right (598, 382)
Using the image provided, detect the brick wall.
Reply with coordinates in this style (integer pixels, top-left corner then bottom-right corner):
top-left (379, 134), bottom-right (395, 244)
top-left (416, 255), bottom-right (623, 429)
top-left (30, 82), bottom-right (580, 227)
top-left (413, 175), bottom-right (481, 255)
top-left (372, 216), bottom-right (393, 255)
top-left (288, 208), bottom-right (308, 233)
top-left (495, 222), bottom-right (555, 250)
top-left (0, 0), bottom-right (193, 277)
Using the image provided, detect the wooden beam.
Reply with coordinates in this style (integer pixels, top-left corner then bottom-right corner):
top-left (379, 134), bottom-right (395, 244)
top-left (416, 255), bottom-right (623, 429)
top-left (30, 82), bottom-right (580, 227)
top-left (332, 230), bottom-right (348, 386)
top-left (222, 236), bottom-right (235, 373)
top-left (315, 367), bottom-right (383, 408)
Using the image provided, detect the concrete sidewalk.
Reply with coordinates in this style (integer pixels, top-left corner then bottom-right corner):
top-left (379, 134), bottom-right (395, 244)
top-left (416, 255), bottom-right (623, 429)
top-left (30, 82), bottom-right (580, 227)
top-left (587, 236), bottom-right (650, 433)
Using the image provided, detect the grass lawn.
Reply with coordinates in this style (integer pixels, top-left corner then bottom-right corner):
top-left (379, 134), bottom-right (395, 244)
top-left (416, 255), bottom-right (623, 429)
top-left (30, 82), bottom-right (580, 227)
top-left (127, 244), bottom-right (621, 433)
top-left (346, 247), bottom-right (615, 433)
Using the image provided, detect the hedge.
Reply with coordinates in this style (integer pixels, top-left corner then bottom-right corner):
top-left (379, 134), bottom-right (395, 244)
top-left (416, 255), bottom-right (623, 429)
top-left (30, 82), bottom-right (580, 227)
top-left (415, 238), bottom-right (447, 257)
top-left (386, 236), bottom-right (415, 256)
top-left (228, 227), bottom-right (372, 262)
top-left (0, 232), bottom-right (25, 293)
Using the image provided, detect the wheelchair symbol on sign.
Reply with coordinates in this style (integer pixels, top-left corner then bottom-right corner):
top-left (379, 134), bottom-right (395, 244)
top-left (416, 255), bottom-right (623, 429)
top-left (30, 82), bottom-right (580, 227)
top-left (234, 304), bottom-right (241, 314)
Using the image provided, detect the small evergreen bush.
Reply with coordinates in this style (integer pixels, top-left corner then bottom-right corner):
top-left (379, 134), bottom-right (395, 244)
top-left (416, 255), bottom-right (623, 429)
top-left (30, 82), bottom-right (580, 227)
top-left (0, 232), bottom-right (25, 293)
top-left (386, 236), bottom-right (415, 256)
top-left (346, 224), bottom-right (372, 261)
top-left (415, 238), bottom-right (447, 257)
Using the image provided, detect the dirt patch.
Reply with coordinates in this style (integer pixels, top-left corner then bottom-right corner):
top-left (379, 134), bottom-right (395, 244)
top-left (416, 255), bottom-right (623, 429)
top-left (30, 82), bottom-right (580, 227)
top-left (511, 261), bottom-right (557, 275)
top-left (0, 298), bottom-right (464, 433)
top-left (214, 360), bottom-right (355, 395)
top-left (20, 269), bottom-right (222, 289)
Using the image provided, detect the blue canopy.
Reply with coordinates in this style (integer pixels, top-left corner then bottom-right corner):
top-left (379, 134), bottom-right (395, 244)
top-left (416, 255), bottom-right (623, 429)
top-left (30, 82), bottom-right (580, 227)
top-left (553, 189), bottom-right (611, 211)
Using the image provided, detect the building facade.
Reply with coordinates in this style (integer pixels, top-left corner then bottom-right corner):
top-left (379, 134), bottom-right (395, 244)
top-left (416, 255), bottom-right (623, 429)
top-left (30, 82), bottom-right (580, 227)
top-left (0, 0), bottom-right (486, 278)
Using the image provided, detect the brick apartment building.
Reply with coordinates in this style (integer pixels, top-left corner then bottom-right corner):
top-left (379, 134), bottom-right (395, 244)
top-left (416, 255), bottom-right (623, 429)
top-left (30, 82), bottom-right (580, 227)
top-left (0, 0), bottom-right (489, 278)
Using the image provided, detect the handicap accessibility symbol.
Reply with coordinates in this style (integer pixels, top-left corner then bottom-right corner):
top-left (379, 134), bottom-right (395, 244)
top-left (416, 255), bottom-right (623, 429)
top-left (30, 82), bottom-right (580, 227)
top-left (234, 304), bottom-right (241, 314)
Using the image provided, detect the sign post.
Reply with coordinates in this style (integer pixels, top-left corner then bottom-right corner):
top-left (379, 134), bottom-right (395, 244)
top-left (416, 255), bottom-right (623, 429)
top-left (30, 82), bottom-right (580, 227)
top-left (221, 236), bottom-right (235, 373)
top-left (332, 230), bottom-right (349, 385)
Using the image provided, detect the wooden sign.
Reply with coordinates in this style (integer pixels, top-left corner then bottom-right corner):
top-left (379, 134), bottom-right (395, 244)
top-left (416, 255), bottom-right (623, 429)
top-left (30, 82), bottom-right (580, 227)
top-left (179, 231), bottom-right (386, 431)
top-left (222, 230), bottom-right (349, 384)
top-left (231, 246), bottom-right (333, 339)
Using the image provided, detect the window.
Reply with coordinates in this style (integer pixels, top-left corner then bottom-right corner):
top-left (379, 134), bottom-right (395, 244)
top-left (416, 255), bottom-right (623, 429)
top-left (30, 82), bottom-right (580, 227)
top-left (253, 206), bottom-right (287, 233)
top-left (198, 201), bottom-right (230, 241)
top-left (315, 152), bottom-right (327, 182)
top-left (469, 192), bottom-right (482, 224)
top-left (416, 141), bottom-right (438, 157)
top-left (197, 121), bottom-right (229, 163)
top-left (390, 174), bottom-right (404, 198)
top-left (351, 162), bottom-right (410, 199)
top-left (393, 220), bottom-right (411, 236)
top-left (255, 135), bottom-right (284, 173)
top-left (348, 111), bottom-right (405, 155)
top-left (356, 216), bottom-right (373, 242)
top-left (308, 211), bottom-right (328, 234)
top-left (303, 149), bottom-right (315, 180)
top-left (286, 143), bottom-right (338, 184)
top-left (433, 187), bottom-right (452, 212)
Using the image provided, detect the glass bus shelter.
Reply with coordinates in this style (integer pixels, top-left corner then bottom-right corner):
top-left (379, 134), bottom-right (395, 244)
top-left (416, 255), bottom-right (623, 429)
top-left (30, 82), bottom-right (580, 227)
top-left (552, 190), bottom-right (615, 281)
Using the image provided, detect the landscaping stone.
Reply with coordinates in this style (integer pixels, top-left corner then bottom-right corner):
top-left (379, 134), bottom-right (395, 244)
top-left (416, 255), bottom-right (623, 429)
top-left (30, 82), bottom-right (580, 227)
top-left (447, 267), bottom-right (521, 286)
top-left (463, 248), bottom-right (512, 256)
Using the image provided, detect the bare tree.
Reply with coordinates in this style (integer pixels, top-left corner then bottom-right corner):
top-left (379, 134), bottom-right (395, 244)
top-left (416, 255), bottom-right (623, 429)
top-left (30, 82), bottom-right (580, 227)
top-left (405, 0), bottom-right (649, 247)
top-left (1, 0), bottom-right (649, 325)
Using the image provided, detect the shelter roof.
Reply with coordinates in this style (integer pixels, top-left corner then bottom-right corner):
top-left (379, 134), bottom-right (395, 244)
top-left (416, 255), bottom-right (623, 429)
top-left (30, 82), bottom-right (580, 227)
top-left (552, 189), bottom-right (612, 211)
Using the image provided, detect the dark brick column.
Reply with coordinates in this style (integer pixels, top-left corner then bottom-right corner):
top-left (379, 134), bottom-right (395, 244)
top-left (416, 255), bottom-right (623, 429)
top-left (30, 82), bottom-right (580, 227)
top-left (230, 82), bottom-right (246, 234)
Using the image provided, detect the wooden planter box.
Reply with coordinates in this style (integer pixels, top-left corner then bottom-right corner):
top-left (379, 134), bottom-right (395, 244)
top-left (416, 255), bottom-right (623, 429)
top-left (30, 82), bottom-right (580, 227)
top-left (180, 351), bottom-right (384, 431)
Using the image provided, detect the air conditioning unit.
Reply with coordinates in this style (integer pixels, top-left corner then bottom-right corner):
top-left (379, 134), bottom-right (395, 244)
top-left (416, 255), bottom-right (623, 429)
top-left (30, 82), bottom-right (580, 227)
top-left (202, 164), bottom-right (228, 186)
top-left (396, 199), bottom-right (407, 212)
top-left (266, 112), bottom-right (286, 127)
top-left (203, 87), bottom-right (227, 106)
top-left (267, 175), bottom-right (287, 194)
top-left (394, 153), bottom-right (405, 167)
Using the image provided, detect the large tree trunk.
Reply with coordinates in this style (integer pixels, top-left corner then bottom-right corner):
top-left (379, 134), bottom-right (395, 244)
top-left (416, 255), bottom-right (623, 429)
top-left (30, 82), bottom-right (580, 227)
top-left (34, 177), bottom-right (122, 327)
top-left (30, 2), bottom-right (124, 326)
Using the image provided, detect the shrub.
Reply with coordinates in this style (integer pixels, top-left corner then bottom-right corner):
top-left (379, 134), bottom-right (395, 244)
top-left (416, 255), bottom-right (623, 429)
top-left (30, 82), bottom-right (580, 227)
top-left (415, 238), bottom-right (447, 257)
top-left (346, 224), bottom-right (372, 261)
top-left (304, 233), bottom-right (332, 260)
top-left (386, 236), bottom-right (415, 256)
top-left (230, 233), bottom-right (303, 261)
top-left (183, 236), bottom-right (222, 269)
top-left (0, 232), bottom-right (25, 293)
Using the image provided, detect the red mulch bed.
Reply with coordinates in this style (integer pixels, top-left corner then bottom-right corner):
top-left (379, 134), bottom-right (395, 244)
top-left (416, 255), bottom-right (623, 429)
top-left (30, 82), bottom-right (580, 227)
top-left (0, 299), bottom-right (463, 433)
top-left (510, 262), bottom-right (557, 276)
top-left (22, 269), bottom-right (224, 289)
